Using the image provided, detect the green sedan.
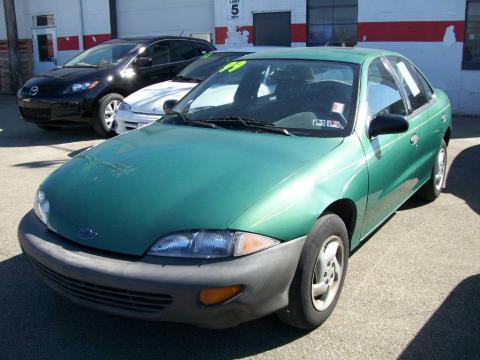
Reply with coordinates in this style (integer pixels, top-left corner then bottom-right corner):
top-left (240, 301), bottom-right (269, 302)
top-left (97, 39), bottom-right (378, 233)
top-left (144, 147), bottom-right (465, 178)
top-left (19, 47), bottom-right (451, 329)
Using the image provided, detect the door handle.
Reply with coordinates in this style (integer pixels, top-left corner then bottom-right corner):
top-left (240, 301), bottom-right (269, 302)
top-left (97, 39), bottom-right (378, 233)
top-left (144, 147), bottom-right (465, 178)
top-left (441, 113), bottom-right (447, 123)
top-left (410, 134), bottom-right (419, 145)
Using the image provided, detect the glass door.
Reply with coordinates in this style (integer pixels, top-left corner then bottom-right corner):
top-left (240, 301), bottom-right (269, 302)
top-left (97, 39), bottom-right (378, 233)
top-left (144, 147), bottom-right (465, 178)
top-left (32, 27), bottom-right (58, 74)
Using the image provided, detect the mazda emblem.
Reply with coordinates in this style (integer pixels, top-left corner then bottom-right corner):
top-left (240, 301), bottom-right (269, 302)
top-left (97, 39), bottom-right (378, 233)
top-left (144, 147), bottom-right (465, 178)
top-left (30, 86), bottom-right (39, 96)
top-left (78, 227), bottom-right (98, 241)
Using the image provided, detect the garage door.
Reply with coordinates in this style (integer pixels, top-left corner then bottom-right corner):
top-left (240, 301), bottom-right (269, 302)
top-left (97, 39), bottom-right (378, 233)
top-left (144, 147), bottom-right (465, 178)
top-left (116, 0), bottom-right (214, 41)
top-left (253, 12), bottom-right (291, 47)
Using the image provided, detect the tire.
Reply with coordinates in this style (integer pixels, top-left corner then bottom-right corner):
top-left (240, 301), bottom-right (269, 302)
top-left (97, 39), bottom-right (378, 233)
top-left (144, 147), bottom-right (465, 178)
top-left (36, 125), bottom-right (60, 131)
top-left (93, 93), bottom-right (123, 137)
top-left (416, 139), bottom-right (447, 202)
top-left (277, 213), bottom-right (349, 329)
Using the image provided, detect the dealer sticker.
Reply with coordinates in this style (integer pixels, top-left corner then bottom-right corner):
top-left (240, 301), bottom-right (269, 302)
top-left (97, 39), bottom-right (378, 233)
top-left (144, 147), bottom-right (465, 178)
top-left (331, 102), bottom-right (345, 114)
top-left (218, 60), bottom-right (247, 73)
top-left (312, 119), bottom-right (342, 129)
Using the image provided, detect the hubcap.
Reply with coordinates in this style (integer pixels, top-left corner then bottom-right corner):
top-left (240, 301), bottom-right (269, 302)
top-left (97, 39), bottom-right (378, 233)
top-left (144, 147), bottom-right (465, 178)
top-left (434, 148), bottom-right (446, 191)
top-left (104, 99), bottom-right (121, 128)
top-left (311, 235), bottom-right (344, 311)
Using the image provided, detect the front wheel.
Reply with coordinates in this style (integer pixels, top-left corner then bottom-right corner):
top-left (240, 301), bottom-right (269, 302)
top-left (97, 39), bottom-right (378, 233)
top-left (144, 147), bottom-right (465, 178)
top-left (277, 213), bottom-right (349, 329)
top-left (416, 139), bottom-right (447, 202)
top-left (93, 93), bottom-right (123, 137)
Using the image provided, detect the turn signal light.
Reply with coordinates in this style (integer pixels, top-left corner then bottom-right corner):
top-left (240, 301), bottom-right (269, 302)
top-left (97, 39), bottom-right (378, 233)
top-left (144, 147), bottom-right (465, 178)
top-left (199, 285), bottom-right (242, 306)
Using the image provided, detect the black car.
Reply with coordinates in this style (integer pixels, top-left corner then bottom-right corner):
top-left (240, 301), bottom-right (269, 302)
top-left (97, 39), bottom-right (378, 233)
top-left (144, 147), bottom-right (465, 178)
top-left (17, 36), bottom-right (215, 136)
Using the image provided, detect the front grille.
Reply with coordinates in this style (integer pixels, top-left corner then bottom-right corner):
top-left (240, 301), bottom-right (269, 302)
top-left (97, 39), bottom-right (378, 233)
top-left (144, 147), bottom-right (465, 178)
top-left (27, 255), bottom-right (173, 314)
top-left (20, 107), bottom-right (52, 122)
top-left (22, 86), bottom-right (58, 96)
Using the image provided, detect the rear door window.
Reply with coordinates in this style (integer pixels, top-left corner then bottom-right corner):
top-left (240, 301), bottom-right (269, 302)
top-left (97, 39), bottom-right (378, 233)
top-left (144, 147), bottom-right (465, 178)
top-left (195, 42), bottom-right (214, 56)
top-left (170, 41), bottom-right (198, 62)
top-left (386, 56), bottom-right (433, 112)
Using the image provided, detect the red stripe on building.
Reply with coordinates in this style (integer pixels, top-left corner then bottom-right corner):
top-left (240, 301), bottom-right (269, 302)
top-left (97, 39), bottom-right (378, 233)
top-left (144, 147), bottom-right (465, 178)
top-left (215, 24), bottom-right (306, 45)
top-left (57, 36), bottom-right (80, 51)
top-left (358, 21), bottom-right (465, 42)
top-left (291, 23), bottom-right (307, 42)
top-left (83, 33), bottom-right (112, 49)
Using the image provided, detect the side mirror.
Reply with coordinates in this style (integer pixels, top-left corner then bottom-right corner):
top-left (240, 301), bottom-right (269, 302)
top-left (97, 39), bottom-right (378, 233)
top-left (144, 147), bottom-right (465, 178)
top-left (133, 57), bottom-right (153, 68)
top-left (163, 99), bottom-right (178, 114)
top-left (369, 113), bottom-right (409, 138)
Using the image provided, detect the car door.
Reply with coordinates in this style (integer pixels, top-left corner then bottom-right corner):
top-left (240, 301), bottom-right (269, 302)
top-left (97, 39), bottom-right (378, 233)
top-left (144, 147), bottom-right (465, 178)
top-left (359, 57), bottom-right (419, 237)
top-left (385, 56), bottom-right (445, 185)
top-left (135, 40), bottom-right (177, 88)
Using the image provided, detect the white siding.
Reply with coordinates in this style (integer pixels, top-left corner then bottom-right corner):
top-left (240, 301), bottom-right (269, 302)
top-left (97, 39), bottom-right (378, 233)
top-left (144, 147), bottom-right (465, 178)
top-left (358, 0), bottom-right (465, 22)
top-left (116, 0), bottom-right (215, 38)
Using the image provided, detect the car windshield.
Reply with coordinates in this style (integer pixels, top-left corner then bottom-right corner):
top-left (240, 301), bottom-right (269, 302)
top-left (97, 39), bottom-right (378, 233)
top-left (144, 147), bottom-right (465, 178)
top-left (64, 43), bottom-right (138, 68)
top-left (164, 59), bottom-right (358, 137)
top-left (176, 52), bottom-right (250, 82)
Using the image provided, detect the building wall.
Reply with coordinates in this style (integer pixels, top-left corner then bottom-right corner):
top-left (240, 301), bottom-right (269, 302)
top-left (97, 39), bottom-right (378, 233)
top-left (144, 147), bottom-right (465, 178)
top-left (0, 0), bottom-right (111, 66)
top-left (357, 0), bottom-right (478, 114)
top-left (214, 0), bottom-right (307, 47)
top-left (116, 0), bottom-right (215, 39)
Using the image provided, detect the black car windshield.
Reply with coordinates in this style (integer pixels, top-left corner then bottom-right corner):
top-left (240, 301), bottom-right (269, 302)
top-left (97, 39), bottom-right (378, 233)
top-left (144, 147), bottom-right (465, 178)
top-left (164, 59), bottom-right (359, 137)
top-left (64, 43), bottom-right (138, 68)
top-left (176, 52), bottom-right (250, 82)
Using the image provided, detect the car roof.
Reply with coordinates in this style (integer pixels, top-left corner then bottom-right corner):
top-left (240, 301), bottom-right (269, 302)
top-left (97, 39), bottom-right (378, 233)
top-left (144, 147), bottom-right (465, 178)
top-left (243, 46), bottom-right (401, 64)
top-left (105, 36), bottom-right (213, 46)
top-left (213, 46), bottom-right (290, 54)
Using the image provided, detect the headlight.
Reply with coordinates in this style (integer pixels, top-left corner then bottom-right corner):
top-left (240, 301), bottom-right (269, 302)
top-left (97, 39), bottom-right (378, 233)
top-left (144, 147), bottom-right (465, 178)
top-left (119, 101), bottom-right (131, 111)
top-left (34, 189), bottom-right (49, 225)
top-left (148, 230), bottom-right (279, 259)
top-left (67, 81), bottom-right (99, 93)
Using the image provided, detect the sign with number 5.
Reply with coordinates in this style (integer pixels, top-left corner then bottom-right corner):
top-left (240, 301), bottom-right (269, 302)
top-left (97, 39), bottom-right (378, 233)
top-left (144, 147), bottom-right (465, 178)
top-left (228, 0), bottom-right (242, 20)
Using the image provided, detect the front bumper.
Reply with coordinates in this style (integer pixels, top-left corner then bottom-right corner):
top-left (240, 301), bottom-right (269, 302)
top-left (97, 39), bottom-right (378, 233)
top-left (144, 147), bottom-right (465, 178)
top-left (115, 109), bottom-right (161, 134)
top-left (17, 95), bottom-right (95, 125)
top-left (18, 211), bottom-right (305, 328)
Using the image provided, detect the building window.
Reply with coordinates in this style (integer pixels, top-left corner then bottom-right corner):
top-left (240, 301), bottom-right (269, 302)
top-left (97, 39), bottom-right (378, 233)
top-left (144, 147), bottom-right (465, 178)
top-left (32, 14), bottom-right (55, 28)
top-left (307, 0), bottom-right (358, 47)
top-left (463, 0), bottom-right (480, 69)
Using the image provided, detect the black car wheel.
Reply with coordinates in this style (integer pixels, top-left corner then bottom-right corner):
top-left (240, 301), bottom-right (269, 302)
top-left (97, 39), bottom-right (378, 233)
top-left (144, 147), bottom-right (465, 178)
top-left (277, 213), bottom-right (349, 329)
top-left (416, 139), bottom-right (447, 202)
top-left (93, 93), bottom-right (123, 137)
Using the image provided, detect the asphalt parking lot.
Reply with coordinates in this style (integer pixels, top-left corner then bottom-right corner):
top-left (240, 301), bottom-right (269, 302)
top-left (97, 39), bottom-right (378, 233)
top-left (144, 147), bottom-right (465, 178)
top-left (0, 94), bottom-right (479, 360)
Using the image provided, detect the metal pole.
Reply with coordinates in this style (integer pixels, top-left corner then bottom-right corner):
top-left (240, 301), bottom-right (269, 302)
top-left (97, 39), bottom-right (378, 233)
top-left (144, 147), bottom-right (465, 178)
top-left (3, 0), bottom-right (22, 91)
top-left (109, 0), bottom-right (118, 39)
top-left (78, 0), bottom-right (85, 51)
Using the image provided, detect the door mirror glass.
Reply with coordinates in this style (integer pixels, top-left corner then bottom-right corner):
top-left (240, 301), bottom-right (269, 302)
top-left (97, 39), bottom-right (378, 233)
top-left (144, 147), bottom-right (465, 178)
top-left (133, 57), bottom-right (153, 68)
top-left (163, 99), bottom-right (178, 114)
top-left (369, 114), bottom-right (409, 138)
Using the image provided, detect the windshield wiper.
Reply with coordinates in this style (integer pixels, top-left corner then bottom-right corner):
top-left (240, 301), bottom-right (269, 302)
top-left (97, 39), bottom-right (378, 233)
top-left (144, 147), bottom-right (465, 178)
top-left (167, 111), bottom-right (223, 129)
top-left (205, 116), bottom-right (295, 136)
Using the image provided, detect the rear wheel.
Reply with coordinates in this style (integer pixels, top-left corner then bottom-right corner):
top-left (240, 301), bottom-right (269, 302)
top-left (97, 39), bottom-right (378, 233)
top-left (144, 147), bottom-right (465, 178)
top-left (93, 93), bottom-right (123, 137)
top-left (416, 139), bottom-right (447, 202)
top-left (277, 213), bottom-right (349, 329)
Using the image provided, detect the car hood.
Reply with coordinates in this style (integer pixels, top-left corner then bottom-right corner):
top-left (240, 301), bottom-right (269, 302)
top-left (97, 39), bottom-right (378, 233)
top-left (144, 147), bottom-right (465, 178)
top-left (43, 124), bottom-right (343, 256)
top-left (36, 66), bottom-right (111, 82)
top-left (125, 80), bottom-right (196, 115)
top-left (23, 67), bottom-right (112, 94)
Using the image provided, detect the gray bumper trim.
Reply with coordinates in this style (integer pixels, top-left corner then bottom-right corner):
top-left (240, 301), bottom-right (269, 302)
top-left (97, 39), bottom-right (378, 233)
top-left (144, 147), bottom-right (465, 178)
top-left (18, 211), bottom-right (305, 328)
